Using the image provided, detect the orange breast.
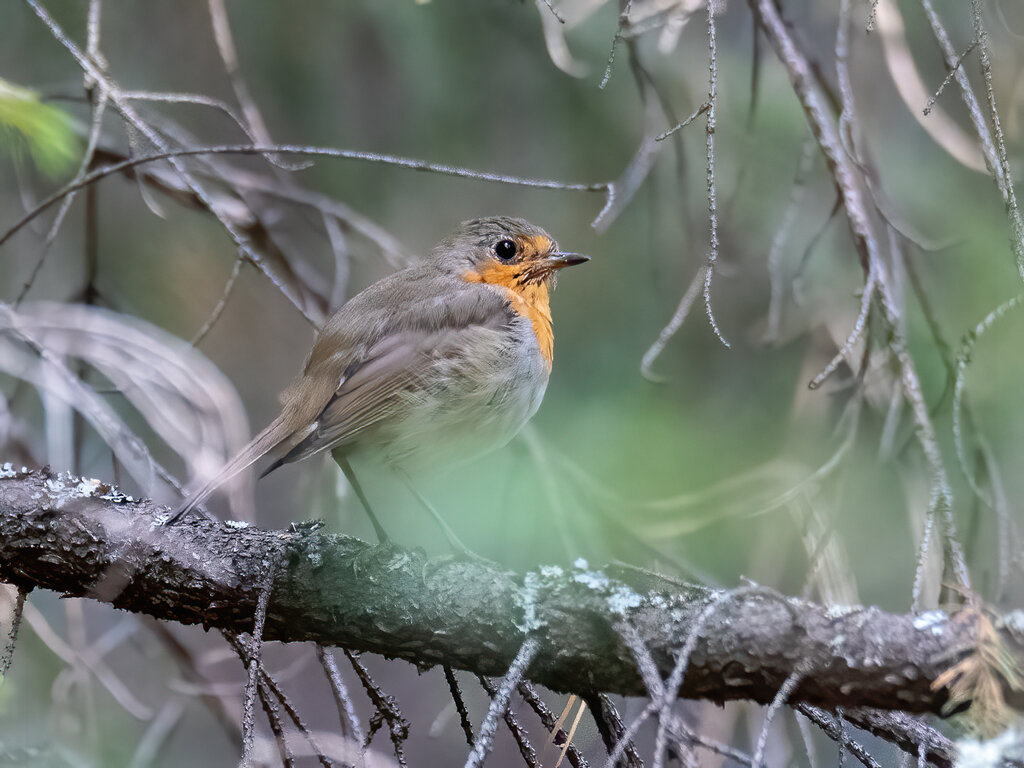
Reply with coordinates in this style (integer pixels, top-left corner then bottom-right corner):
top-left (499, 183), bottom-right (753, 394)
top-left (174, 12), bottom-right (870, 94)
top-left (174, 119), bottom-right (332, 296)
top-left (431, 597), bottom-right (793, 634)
top-left (463, 263), bottom-right (553, 369)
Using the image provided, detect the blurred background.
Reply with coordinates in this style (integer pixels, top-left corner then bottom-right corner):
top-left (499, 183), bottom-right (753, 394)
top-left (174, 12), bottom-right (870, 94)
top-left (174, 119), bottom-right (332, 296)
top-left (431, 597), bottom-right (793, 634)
top-left (0, 0), bottom-right (1022, 765)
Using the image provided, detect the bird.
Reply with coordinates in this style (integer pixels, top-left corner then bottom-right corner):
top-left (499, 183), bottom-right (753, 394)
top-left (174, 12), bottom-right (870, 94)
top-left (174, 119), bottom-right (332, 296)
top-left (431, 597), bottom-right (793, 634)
top-left (166, 216), bottom-right (588, 545)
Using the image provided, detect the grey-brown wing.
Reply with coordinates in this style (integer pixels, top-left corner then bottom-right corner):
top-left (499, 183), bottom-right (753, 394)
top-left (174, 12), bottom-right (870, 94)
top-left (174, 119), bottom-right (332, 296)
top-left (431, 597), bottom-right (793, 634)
top-left (267, 280), bottom-right (512, 469)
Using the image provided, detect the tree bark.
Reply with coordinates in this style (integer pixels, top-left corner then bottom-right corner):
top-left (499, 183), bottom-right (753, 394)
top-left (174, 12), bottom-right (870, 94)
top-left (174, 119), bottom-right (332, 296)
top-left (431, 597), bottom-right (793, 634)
top-left (1, 467), bottom-right (1020, 718)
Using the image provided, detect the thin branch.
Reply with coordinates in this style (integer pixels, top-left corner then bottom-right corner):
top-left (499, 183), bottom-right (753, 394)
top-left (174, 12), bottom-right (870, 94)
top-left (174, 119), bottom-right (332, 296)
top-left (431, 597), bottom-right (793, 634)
top-left (952, 294), bottom-right (1024, 503)
top-left (656, 102), bottom-right (708, 141)
top-left (24, 0), bottom-right (317, 321)
top-left (970, 0), bottom-right (1024, 284)
top-left (536, 0), bottom-right (566, 25)
top-left (586, 694), bottom-right (643, 768)
top-left (641, 265), bottom-right (706, 382)
top-left (240, 559), bottom-right (277, 768)
top-left (652, 587), bottom-right (789, 768)
top-left (667, 716), bottom-right (754, 767)
top-left (345, 649), bottom-right (409, 765)
top-left (923, 41), bottom-right (979, 116)
top-left (752, 665), bottom-right (808, 767)
top-left (911, 512), bottom-right (938, 611)
top-left (127, 697), bottom-right (187, 768)
top-left (0, 143), bottom-right (609, 251)
top-left (446, 665), bottom-right (475, 748)
top-left (205, 0), bottom-right (295, 173)
top-left (796, 705), bottom-right (883, 768)
top-left (600, 1), bottom-right (634, 89)
top-left (0, 587), bottom-right (26, 679)
top-left (317, 645), bottom-right (365, 746)
top-left (478, 674), bottom-right (540, 768)
top-left (253, 673), bottom-right (296, 768)
top-left (228, 633), bottom-right (336, 768)
top-left (465, 637), bottom-right (540, 768)
top-left (807, 263), bottom-right (877, 390)
top-left (920, 0), bottom-right (1024, 282)
top-left (190, 252), bottom-right (245, 346)
top-left (702, 1), bottom-right (729, 348)
top-left (521, 682), bottom-right (590, 768)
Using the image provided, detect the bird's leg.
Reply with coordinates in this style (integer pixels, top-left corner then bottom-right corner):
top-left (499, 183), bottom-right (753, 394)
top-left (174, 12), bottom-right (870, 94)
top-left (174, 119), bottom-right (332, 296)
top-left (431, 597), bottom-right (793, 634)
top-left (333, 451), bottom-right (390, 545)
top-left (393, 467), bottom-right (486, 562)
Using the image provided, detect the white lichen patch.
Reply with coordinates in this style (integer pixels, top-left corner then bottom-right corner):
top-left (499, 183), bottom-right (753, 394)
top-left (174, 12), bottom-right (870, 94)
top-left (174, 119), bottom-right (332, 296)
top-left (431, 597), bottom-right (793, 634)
top-left (571, 561), bottom-right (643, 616)
top-left (539, 564), bottom-right (563, 579)
top-left (42, 472), bottom-right (107, 506)
top-left (573, 569), bottom-right (610, 591)
top-left (824, 604), bottom-right (859, 619)
top-left (100, 488), bottom-right (131, 503)
top-left (0, 463), bottom-right (28, 479)
top-left (607, 584), bottom-right (644, 615)
top-left (518, 570), bottom-right (541, 634)
top-left (912, 610), bottom-right (948, 635)
top-left (517, 560), bottom-right (647, 633)
top-left (224, 520), bottom-right (250, 530)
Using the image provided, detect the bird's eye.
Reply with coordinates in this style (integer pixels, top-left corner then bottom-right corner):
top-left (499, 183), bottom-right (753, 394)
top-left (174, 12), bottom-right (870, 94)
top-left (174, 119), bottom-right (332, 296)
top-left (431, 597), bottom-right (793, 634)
top-left (494, 239), bottom-right (517, 261)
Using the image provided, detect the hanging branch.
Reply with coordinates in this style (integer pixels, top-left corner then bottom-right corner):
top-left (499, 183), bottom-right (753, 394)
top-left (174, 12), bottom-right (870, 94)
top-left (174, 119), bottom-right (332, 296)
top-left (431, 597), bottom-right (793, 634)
top-left (745, 0), bottom-right (970, 601)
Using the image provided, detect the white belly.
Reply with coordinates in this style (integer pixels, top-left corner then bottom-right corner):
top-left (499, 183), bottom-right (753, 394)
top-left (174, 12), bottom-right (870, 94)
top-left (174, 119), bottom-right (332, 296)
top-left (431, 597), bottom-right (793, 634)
top-left (355, 318), bottom-right (549, 472)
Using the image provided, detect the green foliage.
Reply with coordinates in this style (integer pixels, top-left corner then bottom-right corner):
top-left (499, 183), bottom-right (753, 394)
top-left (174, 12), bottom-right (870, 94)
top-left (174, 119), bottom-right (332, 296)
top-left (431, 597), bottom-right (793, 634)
top-left (0, 78), bottom-right (78, 177)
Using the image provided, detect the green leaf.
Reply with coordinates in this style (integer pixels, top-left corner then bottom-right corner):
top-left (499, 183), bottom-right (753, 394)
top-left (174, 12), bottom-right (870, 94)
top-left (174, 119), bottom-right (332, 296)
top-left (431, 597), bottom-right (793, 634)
top-left (0, 78), bottom-right (79, 177)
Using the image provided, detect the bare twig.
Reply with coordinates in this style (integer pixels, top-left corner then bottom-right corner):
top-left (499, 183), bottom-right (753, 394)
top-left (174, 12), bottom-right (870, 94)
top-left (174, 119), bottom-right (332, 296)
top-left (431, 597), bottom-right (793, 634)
top-left (586, 694), bottom-right (643, 768)
top-left (465, 637), bottom-right (540, 768)
top-left (752, 665), bottom-right (808, 767)
top-left (536, 0), bottom-right (566, 25)
top-left (641, 265), bottom-right (706, 382)
top-left (345, 649), bottom-right (409, 765)
top-left (923, 41), bottom-right (979, 116)
top-left (190, 251), bottom-right (245, 346)
top-left (240, 560), bottom-right (277, 768)
top-left (702, 1), bottom-right (729, 348)
top-left (446, 665), bottom-right (475, 748)
top-left (0, 587), bottom-right (26, 679)
top-left (478, 674), bottom-right (540, 768)
top-left (317, 645), bottom-right (366, 746)
top-left (206, 0), bottom-right (296, 173)
top-left (970, 0), bottom-right (1024, 284)
top-left (521, 682), bottom-right (590, 768)
top-left (796, 705), bottom-right (883, 768)
top-left (656, 102), bottom-right (708, 141)
top-left (228, 632), bottom-right (336, 768)
top-left (0, 143), bottom-right (609, 251)
top-left (600, 1), bottom-right (634, 89)
top-left (920, 0), bottom-right (1024, 282)
top-left (807, 263), bottom-right (877, 390)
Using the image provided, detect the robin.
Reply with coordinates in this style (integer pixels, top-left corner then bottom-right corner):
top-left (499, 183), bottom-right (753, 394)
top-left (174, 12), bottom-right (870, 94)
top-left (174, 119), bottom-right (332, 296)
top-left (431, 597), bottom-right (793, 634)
top-left (166, 216), bottom-right (588, 545)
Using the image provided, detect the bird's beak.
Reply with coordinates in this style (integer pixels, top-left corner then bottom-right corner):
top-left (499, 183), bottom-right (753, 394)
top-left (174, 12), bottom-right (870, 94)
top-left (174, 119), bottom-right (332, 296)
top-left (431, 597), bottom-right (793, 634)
top-left (543, 252), bottom-right (590, 271)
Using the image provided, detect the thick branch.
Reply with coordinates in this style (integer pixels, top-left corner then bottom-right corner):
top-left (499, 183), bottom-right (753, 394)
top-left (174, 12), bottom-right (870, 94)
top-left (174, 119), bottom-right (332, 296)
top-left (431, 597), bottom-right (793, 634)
top-left (0, 468), bottom-right (1018, 716)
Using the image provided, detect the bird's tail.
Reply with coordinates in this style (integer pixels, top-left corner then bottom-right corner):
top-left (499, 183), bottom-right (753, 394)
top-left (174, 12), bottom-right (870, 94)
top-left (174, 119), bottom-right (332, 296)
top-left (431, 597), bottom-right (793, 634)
top-left (165, 412), bottom-right (294, 524)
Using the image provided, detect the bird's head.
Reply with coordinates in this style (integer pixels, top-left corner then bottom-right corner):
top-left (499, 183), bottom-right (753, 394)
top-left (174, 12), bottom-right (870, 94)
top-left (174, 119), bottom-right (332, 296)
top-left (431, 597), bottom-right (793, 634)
top-left (433, 217), bottom-right (589, 290)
